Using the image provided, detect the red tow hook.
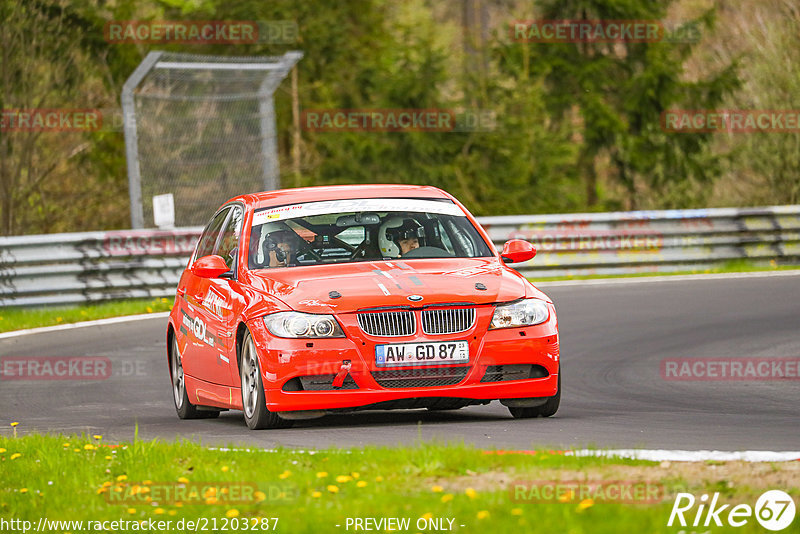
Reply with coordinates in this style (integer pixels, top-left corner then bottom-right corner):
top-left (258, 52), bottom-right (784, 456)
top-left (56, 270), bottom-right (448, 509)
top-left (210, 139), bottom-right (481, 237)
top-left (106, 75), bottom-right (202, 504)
top-left (332, 360), bottom-right (352, 389)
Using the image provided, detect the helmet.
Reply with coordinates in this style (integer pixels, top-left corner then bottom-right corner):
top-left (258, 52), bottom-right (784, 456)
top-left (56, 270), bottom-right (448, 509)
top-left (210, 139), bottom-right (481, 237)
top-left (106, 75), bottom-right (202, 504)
top-left (379, 217), bottom-right (424, 257)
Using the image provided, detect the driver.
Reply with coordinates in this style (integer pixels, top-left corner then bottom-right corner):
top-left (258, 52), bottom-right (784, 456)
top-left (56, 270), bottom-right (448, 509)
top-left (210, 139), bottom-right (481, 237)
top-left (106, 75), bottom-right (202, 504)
top-left (380, 217), bottom-right (425, 257)
top-left (266, 229), bottom-right (297, 267)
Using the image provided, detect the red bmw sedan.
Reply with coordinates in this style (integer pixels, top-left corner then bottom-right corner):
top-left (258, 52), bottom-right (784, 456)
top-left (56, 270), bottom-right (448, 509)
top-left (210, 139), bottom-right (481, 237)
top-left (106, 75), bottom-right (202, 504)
top-left (167, 185), bottom-right (560, 429)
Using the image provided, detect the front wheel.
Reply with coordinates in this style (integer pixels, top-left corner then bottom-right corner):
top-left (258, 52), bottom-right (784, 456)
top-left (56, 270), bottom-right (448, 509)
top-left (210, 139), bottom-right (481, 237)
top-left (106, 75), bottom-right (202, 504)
top-left (240, 329), bottom-right (292, 430)
top-left (170, 335), bottom-right (219, 419)
top-left (508, 371), bottom-right (561, 419)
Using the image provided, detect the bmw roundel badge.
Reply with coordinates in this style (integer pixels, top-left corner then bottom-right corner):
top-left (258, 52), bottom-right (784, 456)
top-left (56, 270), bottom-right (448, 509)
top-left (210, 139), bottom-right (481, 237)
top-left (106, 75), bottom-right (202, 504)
top-left (407, 295), bottom-right (423, 302)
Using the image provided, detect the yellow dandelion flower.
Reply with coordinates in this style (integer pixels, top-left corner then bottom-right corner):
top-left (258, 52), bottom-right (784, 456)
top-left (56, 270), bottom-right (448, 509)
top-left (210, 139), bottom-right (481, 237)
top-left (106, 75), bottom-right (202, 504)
top-left (465, 487), bottom-right (477, 499)
top-left (375, 476), bottom-right (384, 482)
top-left (431, 485), bottom-right (443, 492)
top-left (84, 444), bottom-right (95, 451)
top-left (96, 487), bottom-right (107, 494)
top-left (205, 497), bottom-right (218, 505)
top-left (146, 307), bottom-right (153, 313)
top-left (177, 477), bottom-right (189, 484)
top-left (203, 487), bottom-right (216, 498)
top-left (10, 453), bottom-right (21, 460)
top-left (421, 513), bottom-right (433, 520)
top-left (221, 466), bottom-right (229, 472)
top-left (93, 435), bottom-right (102, 440)
top-left (511, 508), bottom-right (523, 516)
top-left (226, 510), bottom-right (239, 518)
top-left (143, 480), bottom-right (152, 485)
top-left (441, 494), bottom-right (454, 503)
top-left (336, 475), bottom-right (352, 483)
top-left (477, 511), bottom-right (490, 520)
top-left (278, 470), bottom-right (291, 479)
top-left (316, 471), bottom-right (328, 478)
top-left (19, 488), bottom-right (28, 494)
top-left (0, 448), bottom-right (5, 454)
top-left (154, 508), bottom-right (164, 515)
top-left (576, 498), bottom-right (594, 512)
top-left (356, 481), bottom-right (368, 488)
top-left (73, 449), bottom-right (80, 452)
top-left (326, 485), bottom-right (339, 494)
top-left (116, 475), bottom-right (127, 482)
top-left (311, 491), bottom-right (322, 498)
top-left (105, 455), bottom-right (112, 460)
top-left (558, 490), bottom-right (575, 503)
top-left (10, 422), bottom-right (19, 427)
top-left (254, 491), bottom-right (266, 502)
top-left (102, 481), bottom-right (112, 488)
top-left (175, 502), bottom-right (183, 508)
top-left (127, 508), bottom-right (136, 515)
top-left (62, 443), bottom-right (70, 448)
top-left (168, 511), bottom-right (177, 516)
top-left (351, 472), bottom-right (360, 479)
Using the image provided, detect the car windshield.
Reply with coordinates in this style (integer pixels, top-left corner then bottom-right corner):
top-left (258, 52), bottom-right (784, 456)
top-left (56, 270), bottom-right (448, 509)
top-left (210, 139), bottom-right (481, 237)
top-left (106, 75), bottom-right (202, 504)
top-left (247, 198), bottom-right (494, 269)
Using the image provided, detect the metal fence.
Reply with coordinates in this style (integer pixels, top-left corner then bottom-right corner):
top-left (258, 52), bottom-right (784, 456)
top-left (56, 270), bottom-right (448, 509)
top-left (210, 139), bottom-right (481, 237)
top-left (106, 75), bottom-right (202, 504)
top-left (1, 206), bottom-right (798, 307)
top-left (122, 51), bottom-right (302, 229)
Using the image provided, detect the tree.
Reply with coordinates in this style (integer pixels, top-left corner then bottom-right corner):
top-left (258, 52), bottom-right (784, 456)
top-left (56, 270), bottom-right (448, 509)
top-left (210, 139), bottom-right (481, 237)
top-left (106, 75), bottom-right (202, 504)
top-left (533, 0), bottom-right (739, 209)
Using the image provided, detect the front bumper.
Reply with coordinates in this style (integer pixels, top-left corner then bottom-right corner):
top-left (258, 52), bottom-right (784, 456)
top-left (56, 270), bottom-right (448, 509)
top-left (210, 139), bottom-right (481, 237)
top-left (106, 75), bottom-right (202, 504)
top-left (248, 304), bottom-right (560, 412)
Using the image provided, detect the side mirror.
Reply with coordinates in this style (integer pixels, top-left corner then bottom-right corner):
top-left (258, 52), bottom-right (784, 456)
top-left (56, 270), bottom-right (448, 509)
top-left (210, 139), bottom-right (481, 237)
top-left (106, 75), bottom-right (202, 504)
top-left (190, 255), bottom-right (231, 278)
top-left (500, 239), bottom-right (537, 264)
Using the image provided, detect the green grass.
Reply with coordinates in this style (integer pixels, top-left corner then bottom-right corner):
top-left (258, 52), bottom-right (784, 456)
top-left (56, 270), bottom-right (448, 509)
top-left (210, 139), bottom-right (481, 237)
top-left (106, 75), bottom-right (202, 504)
top-left (0, 298), bottom-right (173, 333)
top-left (1, 434), bottom-right (796, 533)
top-left (531, 259), bottom-right (800, 282)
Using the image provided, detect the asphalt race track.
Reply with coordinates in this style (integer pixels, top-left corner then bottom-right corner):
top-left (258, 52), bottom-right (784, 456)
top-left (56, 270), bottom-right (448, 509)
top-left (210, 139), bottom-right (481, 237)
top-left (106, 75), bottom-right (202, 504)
top-left (1, 273), bottom-right (798, 450)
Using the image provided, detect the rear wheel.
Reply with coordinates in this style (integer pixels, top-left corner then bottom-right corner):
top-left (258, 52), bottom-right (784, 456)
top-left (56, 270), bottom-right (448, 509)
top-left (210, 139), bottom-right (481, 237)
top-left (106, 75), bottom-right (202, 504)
top-left (240, 329), bottom-right (292, 430)
top-left (508, 371), bottom-right (561, 419)
top-left (170, 335), bottom-right (219, 419)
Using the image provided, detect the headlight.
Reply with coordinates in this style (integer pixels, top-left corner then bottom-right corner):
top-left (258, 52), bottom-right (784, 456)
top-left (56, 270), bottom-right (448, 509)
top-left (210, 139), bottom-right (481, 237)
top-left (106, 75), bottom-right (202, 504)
top-left (264, 312), bottom-right (345, 338)
top-left (489, 299), bottom-right (549, 329)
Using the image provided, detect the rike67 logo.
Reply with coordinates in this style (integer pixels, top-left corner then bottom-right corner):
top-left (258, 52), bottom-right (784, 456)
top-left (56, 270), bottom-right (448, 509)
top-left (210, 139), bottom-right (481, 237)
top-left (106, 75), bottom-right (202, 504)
top-left (668, 490), bottom-right (796, 531)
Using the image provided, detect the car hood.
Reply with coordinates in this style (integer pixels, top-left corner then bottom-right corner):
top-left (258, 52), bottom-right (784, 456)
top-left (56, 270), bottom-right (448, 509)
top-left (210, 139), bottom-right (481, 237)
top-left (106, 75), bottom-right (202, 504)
top-left (245, 258), bottom-right (549, 314)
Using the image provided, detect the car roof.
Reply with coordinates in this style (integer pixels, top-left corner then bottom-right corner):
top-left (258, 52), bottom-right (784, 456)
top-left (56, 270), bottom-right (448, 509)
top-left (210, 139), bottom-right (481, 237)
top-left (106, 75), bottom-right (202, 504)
top-left (227, 184), bottom-right (452, 210)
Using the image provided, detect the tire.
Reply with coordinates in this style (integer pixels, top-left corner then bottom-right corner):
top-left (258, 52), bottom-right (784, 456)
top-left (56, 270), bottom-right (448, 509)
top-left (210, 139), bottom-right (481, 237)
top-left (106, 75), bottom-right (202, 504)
top-left (508, 370), bottom-right (561, 419)
top-left (170, 334), bottom-right (220, 419)
top-left (239, 329), bottom-right (292, 430)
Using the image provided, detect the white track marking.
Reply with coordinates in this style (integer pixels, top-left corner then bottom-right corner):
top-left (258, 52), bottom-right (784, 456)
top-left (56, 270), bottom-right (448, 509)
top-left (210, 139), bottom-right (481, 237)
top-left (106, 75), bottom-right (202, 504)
top-left (207, 447), bottom-right (800, 462)
top-left (0, 312), bottom-right (170, 340)
top-left (536, 270), bottom-right (800, 288)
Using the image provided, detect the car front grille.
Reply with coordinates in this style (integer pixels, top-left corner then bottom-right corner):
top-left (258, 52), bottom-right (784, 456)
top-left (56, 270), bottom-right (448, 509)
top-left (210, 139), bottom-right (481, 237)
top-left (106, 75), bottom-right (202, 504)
top-left (357, 311), bottom-right (415, 337)
top-left (421, 308), bottom-right (475, 334)
top-left (371, 366), bottom-right (470, 388)
top-left (357, 308), bottom-right (476, 336)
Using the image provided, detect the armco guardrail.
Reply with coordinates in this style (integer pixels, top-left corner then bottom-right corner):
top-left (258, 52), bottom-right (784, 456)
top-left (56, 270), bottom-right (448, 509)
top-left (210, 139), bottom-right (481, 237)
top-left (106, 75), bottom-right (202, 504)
top-left (1, 206), bottom-right (798, 307)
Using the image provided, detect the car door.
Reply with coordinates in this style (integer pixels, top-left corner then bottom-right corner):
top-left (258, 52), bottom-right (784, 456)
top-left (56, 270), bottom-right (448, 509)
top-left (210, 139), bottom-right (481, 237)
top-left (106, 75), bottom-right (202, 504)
top-left (204, 205), bottom-right (245, 386)
top-left (177, 206), bottom-right (231, 386)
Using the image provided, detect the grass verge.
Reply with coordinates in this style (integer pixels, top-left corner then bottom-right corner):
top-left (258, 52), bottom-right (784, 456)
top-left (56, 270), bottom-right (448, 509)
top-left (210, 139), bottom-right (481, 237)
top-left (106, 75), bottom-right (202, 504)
top-left (0, 298), bottom-right (173, 334)
top-left (530, 259), bottom-right (800, 282)
top-left (1, 434), bottom-right (797, 533)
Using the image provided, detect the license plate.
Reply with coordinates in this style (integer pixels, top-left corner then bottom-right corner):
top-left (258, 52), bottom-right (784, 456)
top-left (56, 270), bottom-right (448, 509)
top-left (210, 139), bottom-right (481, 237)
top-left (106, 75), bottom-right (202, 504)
top-left (375, 341), bottom-right (469, 367)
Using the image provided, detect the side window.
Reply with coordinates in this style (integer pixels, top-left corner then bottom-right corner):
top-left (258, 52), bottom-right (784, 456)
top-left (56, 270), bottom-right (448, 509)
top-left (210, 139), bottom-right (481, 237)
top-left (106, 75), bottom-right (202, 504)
top-left (194, 207), bottom-right (230, 261)
top-left (217, 206), bottom-right (243, 270)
